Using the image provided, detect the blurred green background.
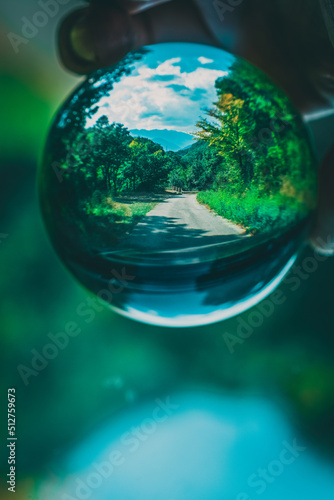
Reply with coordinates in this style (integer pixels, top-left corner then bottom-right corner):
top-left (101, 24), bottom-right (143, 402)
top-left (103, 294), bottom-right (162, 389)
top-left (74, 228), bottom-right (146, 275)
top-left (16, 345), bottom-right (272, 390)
top-left (0, 1), bottom-right (334, 498)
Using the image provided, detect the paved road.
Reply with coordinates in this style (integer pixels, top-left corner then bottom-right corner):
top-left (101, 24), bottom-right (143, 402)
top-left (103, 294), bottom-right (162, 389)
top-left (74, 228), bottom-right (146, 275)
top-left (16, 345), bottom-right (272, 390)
top-left (118, 194), bottom-right (245, 252)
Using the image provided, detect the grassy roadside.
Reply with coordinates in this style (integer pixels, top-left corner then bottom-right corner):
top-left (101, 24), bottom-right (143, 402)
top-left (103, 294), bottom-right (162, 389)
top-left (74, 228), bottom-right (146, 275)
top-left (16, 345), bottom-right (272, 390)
top-left (81, 192), bottom-right (172, 249)
top-left (197, 189), bottom-right (310, 234)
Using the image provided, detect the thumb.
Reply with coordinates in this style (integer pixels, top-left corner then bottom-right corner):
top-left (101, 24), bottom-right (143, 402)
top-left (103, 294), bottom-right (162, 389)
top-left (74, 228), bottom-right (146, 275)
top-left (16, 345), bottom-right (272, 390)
top-left (310, 143), bottom-right (334, 255)
top-left (57, 0), bottom-right (214, 75)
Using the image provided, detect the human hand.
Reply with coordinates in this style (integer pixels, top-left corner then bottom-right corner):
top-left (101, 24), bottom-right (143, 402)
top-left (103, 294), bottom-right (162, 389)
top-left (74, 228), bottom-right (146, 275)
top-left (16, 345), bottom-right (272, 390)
top-left (57, 0), bottom-right (334, 254)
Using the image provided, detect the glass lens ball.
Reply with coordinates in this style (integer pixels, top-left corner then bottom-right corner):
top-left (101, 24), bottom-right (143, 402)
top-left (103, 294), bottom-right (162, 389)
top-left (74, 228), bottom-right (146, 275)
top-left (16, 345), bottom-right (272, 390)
top-left (39, 43), bottom-right (317, 327)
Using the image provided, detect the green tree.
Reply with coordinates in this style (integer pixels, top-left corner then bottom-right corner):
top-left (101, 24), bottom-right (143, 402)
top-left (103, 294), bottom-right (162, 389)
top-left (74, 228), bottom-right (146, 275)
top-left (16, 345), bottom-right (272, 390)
top-left (196, 91), bottom-right (256, 186)
top-left (126, 137), bottom-right (169, 192)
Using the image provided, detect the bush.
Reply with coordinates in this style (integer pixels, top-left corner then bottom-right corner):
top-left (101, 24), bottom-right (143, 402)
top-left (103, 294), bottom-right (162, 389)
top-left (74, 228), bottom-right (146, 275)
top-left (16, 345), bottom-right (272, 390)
top-left (197, 188), bottom-right (308, 233)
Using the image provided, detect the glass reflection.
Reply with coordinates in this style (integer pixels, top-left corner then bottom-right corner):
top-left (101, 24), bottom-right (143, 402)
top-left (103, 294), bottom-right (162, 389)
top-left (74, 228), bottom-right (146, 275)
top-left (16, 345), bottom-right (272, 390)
top-left (39, 43), bottom-right (317, 326)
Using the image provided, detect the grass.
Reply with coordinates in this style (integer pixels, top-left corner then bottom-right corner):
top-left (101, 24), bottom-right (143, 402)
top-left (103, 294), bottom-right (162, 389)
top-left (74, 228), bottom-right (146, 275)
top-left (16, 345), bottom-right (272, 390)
top-left (87, 197), bottom-right (157, 221)
top-left (197, 188), bottom-right (311, 234)
top-left (80, 192), bottom-right (172, 250)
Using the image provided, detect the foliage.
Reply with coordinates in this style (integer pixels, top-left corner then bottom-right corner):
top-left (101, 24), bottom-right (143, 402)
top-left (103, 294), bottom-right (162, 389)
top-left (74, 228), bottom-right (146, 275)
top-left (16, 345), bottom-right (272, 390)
top-left (197, 189), bottom-right (309, 233)
top-left (57, 117), bottom-right (174, 198)
top-left (195, 60), bottom-right (316, 193)
top-left (48, 57), bottom-right (317, 241)
top-left (83, 195), bottom-right (160, 248)
top-left (173, 141), bottom-right (222, 191)
top-left (193, 59), bottom-right (317, 230)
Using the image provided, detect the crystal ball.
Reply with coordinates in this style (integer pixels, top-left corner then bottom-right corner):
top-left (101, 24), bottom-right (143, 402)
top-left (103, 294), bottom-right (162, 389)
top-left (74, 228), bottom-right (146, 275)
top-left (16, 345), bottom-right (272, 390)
top-left (39, 43), bottom-right (317, 327)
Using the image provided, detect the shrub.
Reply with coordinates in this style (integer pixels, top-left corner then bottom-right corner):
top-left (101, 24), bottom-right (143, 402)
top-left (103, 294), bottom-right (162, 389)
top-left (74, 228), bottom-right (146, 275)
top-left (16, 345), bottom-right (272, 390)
top-left (197, 188), bottom-right (309, 233)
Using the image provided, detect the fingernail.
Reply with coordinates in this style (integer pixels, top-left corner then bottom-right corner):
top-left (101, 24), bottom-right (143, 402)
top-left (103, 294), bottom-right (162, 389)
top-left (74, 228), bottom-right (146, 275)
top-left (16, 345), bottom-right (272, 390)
top-left (70, 16), bottom-right (96, 64)
top-left (59, 5), bottom-right (135, 74)
top-left (311, 230), bottom-right (334, 255)
top-left (310, 216), bottom-right (334, 255)
top-left (58, 9), bottom-right (99, 74)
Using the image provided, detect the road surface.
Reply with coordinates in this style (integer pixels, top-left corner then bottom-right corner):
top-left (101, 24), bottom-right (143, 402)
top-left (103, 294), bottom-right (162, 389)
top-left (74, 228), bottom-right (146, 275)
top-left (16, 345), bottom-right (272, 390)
top-left (118, 194), bottom-right (246, 252)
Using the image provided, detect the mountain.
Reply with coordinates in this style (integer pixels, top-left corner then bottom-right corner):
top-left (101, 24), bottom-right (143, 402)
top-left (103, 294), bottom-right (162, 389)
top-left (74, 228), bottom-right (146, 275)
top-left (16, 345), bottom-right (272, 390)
top-left (130, 129), bottom-right (194, 152)
top-left (176, 139), bottom-right (208, 157)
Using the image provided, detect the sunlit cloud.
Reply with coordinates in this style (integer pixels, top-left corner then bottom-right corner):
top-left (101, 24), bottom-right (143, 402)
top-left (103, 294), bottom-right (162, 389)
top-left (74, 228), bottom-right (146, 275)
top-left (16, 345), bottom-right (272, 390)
top-left (198, 57), bottom-right (214, 64)
top-left (86, 56), bottom-right (228, 133)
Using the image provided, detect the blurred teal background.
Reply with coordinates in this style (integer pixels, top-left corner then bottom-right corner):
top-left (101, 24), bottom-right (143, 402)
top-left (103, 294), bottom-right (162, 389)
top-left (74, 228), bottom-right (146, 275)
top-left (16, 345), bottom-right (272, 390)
top-left (0, 1), bottom-right (334, 498)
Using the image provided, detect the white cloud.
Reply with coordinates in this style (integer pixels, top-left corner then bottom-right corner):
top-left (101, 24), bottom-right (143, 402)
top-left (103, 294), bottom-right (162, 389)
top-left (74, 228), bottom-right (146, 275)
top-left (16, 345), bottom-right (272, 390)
top-left (198, 57), bottom-right (214, 65)
top-left (86, 58), bottom-right (228, 133)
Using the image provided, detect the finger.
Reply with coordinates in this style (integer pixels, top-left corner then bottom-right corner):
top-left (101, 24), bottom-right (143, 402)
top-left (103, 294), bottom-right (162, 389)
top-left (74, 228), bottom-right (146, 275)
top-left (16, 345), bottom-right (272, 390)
top-left (310, 143), bottom-right (334, 255)
top-left (57, 0), bottom-right (216, 75)
top-left (319, 0), bottom-right (334, 49)
top-left (57, 3), bottom-right (140, 75)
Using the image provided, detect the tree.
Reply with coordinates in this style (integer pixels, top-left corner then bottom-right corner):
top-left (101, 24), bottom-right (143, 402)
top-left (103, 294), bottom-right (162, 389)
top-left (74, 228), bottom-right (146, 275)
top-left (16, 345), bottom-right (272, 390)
top-left (194, 58), bottom-right (308, 193)
top-left (125, 137), bottom-right (169, 192)
top-left (90, 120), bottom-right (132, 192)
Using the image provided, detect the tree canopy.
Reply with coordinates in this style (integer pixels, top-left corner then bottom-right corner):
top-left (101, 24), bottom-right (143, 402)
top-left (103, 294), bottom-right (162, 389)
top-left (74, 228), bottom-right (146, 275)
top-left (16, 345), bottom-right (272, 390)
top-left (47, 58), bottom-right (317, 237)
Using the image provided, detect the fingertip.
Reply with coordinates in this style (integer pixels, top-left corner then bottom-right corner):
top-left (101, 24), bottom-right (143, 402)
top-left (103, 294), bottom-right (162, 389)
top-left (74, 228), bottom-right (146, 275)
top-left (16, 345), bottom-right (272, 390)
top-left (310, 232), bottom-right (334, 256)
top-left (57, 8), bottom-right (96, 75)
top-left (57, 4), bottom-right (135, 75)
top-left (309, 144), bottom-right (334, 256)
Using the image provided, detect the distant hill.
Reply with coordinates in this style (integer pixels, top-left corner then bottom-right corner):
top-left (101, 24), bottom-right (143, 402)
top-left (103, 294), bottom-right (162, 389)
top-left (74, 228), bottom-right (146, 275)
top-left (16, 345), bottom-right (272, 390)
top-left (130, 129), bottom-right (194, 152)
top-left (177, 139), bottom-right (208, 157)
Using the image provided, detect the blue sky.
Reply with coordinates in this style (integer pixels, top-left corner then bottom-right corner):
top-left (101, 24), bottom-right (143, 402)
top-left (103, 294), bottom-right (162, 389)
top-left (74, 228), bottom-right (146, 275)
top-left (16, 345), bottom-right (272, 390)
top-left (86, 43), bottom-right (235, 134)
